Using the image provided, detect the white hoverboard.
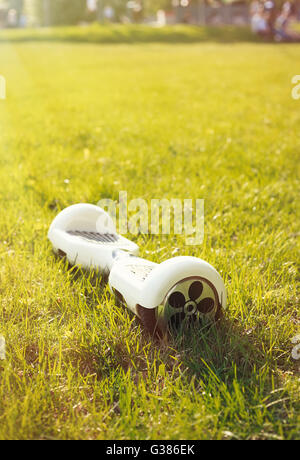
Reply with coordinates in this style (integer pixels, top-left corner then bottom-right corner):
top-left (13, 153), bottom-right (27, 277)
top-left (48, 204), bottom-right (226, 336)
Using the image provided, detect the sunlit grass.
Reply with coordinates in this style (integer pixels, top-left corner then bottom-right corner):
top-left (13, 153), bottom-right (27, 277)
top-left (0, 27), bottom-right (299, 439)
top-left (0, 24), bottom-right (258, 44)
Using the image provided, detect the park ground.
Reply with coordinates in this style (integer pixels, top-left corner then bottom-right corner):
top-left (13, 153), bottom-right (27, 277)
top-left (0, 25), bottom-right (299, 440)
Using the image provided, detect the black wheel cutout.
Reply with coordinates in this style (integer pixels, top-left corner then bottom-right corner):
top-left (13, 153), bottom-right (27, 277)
top-left (188, 281), bottom-right (203, 300)
top-left (197, 297), bottom-right (214, 314)
top-left (168, 291), bottom-right (185, 309)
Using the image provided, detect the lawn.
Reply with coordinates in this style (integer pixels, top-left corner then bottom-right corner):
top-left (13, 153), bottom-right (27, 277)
top-left (0, 26), bottom-right (299, 440)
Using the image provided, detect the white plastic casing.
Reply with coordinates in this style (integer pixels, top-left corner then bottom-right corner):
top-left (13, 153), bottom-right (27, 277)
top-left (108, 256), bottom-right (226, 315)
top-left (48, 204), bottom-right (226, 317)
top-left (48, 203), bottom-right (139, 274)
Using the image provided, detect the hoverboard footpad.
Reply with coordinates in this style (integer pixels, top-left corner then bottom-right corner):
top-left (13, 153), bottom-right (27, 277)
top-left (67, 230), bottom-right (119, 244)
top-left (48, 204), bottom-right (226, 337)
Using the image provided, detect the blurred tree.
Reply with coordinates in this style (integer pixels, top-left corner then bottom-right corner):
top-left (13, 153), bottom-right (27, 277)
top-left (96, 0), bottom-right (174, 22)
top-left (144, 0), bottom-right (173, 15)
top-left (49, 0), bottom-right (87, 25)
top-left (97, 0), bottom-right (127, 21)
top-left (24, 0), bottom-right (43, 25)
top-left (24, 0), bottom-right (87, 26)
top-left (22, 0), bottom-right (265, 27)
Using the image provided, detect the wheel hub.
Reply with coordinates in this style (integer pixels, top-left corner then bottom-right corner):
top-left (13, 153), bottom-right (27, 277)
top-left (156, 277), bottom-right (219, 334)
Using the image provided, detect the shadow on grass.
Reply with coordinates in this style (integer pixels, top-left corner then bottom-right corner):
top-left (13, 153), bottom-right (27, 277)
top-left (169, 318), bottom-right (266, 382)
top-left (64, 256), bottom-right (294, 368)
top-left (64, 257), bottom-right (293, 382)
top-left (56, 255), bottom-right (297, 416)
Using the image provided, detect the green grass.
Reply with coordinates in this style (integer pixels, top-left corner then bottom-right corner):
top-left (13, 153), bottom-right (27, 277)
top-left (0, 23), bottom-right (259, 44)
top-left (0, 25), bottom-right (299, 440)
